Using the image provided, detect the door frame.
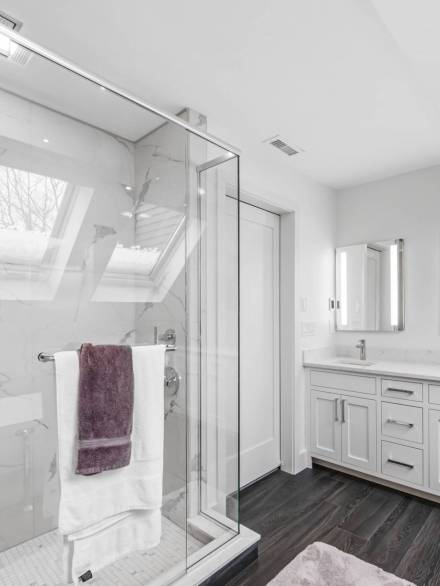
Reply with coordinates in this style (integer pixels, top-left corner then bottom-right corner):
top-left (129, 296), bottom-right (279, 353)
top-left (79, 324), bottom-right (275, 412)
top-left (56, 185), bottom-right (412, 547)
top-left (232, 188), bottom-right (297, 477)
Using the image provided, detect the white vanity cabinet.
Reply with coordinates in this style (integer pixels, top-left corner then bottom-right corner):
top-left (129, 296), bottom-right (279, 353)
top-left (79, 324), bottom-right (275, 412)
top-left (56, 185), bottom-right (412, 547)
top-left (341, 395), bottom-right (376, 472)
top-left (310, 390), bottom-right (341, 461)
top-left (310, 389), bottom-right (376, 472)
top-left (429, 409), bottom-right (440, 491)
top-left (306, 365), bottom-right (440, 501)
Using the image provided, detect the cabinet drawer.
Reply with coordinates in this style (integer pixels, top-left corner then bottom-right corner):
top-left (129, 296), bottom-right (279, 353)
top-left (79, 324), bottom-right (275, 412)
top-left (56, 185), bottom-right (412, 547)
top-left (381, 402), bottom-right (423, 444)
top-left (381, 441), bottom-right (423, 485)
top-left (310, 370), bottom-right (375, 395)
top-left (429, 385), bottom-right (440, 405)
top-left (381, 379), bottom-right (422, 402)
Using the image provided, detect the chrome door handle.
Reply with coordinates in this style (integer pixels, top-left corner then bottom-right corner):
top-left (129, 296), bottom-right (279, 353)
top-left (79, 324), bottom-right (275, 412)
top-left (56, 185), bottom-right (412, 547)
top-left (341, 399), bottom-right (346, 423)
top-left (386, 387), bottom-right (414, 395)
top-left (334, 398), bottom-right (339, 422)
top-left (386, 418), bottom-right (414, 428)
top-left (387, 458), bottom-right (414, 470)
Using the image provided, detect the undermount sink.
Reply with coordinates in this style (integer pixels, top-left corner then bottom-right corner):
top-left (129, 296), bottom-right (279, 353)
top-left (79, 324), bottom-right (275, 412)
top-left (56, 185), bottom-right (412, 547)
top-left (334, 358), bottom-right (376, 367)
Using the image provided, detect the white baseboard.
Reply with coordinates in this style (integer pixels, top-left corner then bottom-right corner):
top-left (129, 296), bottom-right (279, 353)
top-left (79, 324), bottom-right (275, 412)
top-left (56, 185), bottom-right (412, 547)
top-left (294, 448), bottom-right (309, 474)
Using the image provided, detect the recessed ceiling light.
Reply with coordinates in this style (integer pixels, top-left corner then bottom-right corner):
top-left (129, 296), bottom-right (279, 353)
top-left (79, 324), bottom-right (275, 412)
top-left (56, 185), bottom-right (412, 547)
top-left (42, 138), bottom-right (49, 143)
top-left (121, 211), bottom-right (133, 218)
top-left (125, 185), bottom-right (133, 191)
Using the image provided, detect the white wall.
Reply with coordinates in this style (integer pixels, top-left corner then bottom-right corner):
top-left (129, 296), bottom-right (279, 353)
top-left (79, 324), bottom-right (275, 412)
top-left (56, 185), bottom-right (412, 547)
top-left (335, 164), bottom-right (440, 351)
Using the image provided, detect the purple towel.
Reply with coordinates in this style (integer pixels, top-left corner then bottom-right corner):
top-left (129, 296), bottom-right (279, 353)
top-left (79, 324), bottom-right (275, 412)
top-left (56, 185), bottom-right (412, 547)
top-left (76, 343), bottom-right (134, 475)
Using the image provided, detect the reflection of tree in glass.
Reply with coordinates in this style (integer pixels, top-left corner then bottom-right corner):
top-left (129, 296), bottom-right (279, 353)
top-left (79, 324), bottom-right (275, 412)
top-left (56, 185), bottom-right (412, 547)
top-left (0, 166), bottom-right (67, 234)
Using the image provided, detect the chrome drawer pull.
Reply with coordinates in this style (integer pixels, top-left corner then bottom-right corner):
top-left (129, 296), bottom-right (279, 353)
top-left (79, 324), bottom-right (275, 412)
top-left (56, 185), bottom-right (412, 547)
top-left (386, 387), bottom-right (414, 395)
top-left (387, 458), bottom-right (414, 470)
top-left (334, 398), bottom-right (339, 422)
top-left (386, 418), bottom-right (414, 429)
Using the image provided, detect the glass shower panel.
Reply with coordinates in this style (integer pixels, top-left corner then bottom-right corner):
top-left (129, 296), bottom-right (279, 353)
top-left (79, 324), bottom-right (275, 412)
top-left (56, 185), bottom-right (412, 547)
top-left (186, 142), bottom-right (240, 566)
top-left (0, 45), bottom-right (189, 584)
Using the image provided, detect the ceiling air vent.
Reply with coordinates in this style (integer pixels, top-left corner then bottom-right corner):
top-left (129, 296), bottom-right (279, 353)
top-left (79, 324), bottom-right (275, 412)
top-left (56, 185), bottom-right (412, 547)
top-left (263, 135), bottom-right (303, 157)
top-left (0, 11), bottom-right (32, 66)
top-left (270, 138), bottom-right (298, 156)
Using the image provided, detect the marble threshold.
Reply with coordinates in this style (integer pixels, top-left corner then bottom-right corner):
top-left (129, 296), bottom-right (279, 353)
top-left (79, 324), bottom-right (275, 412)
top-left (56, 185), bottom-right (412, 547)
top-left (152, 524), bottom-right (260, 586)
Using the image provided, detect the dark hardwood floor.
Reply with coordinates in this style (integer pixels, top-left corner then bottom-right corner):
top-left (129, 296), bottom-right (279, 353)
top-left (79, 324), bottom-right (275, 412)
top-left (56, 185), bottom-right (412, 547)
top-left (228, 465), bottom-right (440, 585)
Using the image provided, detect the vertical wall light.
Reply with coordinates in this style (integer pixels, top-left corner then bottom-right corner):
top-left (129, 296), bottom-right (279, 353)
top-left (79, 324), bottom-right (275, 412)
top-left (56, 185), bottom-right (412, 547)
top-left (390, 243), bottom-right (398, 328)
top-left (340, 250), bottom-right (348, 327)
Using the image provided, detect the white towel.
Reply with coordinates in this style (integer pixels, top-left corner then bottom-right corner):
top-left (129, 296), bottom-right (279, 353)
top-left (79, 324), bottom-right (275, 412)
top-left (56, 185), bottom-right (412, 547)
top-left (54, 344), bottom-right (165, 582)
top-left (64, 510), bottom-right (162, 583)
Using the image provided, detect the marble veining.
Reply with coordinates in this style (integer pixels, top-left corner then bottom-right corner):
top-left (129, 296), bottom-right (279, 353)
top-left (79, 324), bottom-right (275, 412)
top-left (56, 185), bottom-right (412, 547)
top-left (92, 224), bottom-right (117, 243)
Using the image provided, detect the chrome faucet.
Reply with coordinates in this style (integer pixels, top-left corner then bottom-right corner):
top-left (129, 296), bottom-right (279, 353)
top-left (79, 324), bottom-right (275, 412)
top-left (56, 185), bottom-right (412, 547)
top-left (356, 339), bottom-right (366, 361)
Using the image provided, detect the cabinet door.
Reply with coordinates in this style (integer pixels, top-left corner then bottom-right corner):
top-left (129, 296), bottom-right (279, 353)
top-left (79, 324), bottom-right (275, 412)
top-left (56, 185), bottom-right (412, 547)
top-left (341, 395), bottom-right (376, 472)
top-left (429, 409), bottom-right (440, 491)
top-left (310, 390), bottom-right (341, 461)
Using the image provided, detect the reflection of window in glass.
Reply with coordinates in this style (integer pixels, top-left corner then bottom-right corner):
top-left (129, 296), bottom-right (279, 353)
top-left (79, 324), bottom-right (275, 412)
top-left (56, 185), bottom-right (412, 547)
top-left (106, 243), bottom-right (161, 275)
top-left (105, 203), bottom-right (184, 277)
top-left (0, 165), bottom-right (68, 266)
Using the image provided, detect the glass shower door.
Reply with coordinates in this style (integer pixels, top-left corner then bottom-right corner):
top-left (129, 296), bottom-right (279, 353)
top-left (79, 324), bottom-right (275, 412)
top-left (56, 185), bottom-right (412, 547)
top-left (186, 144), bottom-right (240, 566)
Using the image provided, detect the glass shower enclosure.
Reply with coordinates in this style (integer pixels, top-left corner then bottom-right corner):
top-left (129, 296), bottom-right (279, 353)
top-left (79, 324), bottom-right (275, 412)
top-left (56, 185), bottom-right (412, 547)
top-left (0, 27), bottom-right (240, 585)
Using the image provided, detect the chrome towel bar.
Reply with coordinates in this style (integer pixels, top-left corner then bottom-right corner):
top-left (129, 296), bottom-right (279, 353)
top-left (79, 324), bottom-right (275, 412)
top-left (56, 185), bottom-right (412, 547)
top-left (37, 344), bottom-right (179, 394)
top-left (37, 345), bottom-right (176, 362)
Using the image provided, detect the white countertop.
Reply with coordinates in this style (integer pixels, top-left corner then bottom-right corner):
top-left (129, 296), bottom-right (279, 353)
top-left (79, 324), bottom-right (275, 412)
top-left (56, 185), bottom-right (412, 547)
top-left (303, 357), bottom-right (440, 383)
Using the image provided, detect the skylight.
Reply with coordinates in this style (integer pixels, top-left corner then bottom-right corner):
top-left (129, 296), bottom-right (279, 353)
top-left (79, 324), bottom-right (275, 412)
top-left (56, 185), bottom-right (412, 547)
top-left (0, 165), bottom-right (68, 266)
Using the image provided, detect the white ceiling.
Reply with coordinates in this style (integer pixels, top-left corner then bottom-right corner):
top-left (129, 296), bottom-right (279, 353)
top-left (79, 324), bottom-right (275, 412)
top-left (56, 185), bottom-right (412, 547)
top-left (1, 0), bottom-right (440, 188)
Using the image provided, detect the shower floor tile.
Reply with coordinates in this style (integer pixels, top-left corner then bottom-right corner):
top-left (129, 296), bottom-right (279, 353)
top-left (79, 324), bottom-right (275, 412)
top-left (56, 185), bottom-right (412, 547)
top-left (0, 517), bottom-right (201, 585)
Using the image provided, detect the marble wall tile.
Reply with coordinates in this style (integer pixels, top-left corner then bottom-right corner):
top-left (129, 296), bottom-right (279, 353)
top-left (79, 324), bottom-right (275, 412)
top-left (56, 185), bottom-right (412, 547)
top-left (0, 91), bottom-right (136, 551)
top-left (134, 121), bottom-right (187, 524)
top-left (0, 89), bottom-right (215, 557)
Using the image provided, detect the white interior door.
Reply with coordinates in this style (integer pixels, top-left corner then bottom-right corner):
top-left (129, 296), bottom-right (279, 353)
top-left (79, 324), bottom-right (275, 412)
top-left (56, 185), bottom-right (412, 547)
top-left (236, 200), bottom-right (280, 487)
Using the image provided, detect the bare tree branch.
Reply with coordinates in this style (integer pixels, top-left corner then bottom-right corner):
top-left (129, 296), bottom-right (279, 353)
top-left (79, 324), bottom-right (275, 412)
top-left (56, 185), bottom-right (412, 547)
top-left (0, 165), bottom-right (66, 233)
